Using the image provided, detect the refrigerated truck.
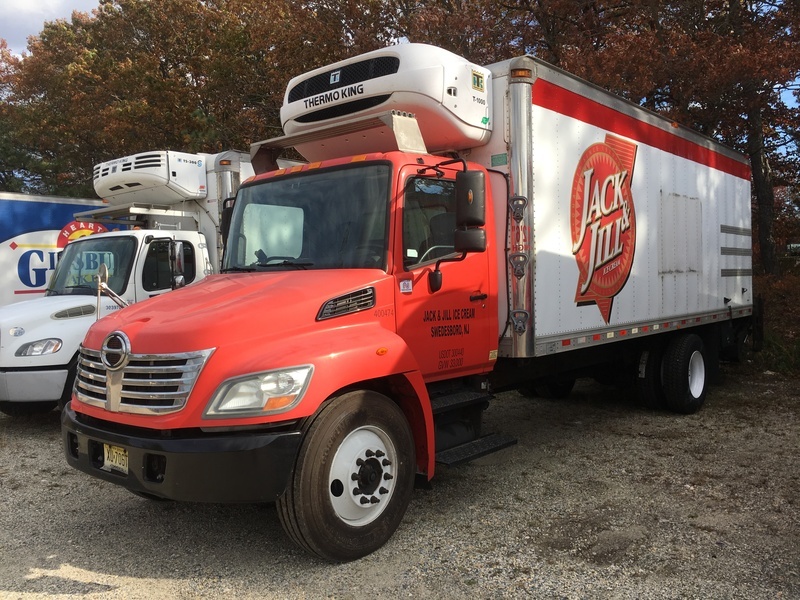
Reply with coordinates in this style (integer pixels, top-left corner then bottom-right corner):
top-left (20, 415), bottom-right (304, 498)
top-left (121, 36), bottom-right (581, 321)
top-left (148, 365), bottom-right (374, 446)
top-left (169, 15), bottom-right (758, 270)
top-left (0, 151), bottom-right (254, 416)
top-left (0, 192), bottom-right (107, 307)
top-left (63, 44), bottom-right (753, 561)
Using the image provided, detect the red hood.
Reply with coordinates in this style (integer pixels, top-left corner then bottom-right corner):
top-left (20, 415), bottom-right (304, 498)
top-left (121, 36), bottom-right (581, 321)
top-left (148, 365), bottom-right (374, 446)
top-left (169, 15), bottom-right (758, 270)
top-left (84, 270), bottom-right (391, 354)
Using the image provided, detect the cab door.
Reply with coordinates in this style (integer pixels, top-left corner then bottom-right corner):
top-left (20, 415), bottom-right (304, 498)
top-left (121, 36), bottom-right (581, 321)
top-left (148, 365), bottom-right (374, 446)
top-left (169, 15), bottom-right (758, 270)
top-left (137, 238), bottom-right (198, 301)
top-left (394, 170), bottom-right (495, 381)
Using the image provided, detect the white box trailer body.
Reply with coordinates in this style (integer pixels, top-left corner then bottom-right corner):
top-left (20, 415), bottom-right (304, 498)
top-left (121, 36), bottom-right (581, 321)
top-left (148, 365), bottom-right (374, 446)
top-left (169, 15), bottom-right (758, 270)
top-left (0, 193), bottom-right (106, 307)
top-left (470, 56), bottom-right (753, 358)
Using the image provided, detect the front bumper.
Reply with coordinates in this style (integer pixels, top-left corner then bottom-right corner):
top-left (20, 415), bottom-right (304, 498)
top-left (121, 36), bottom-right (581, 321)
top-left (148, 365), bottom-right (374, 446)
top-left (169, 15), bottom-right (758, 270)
top-left (62, 404), bottom-right (302, 503)
top-left (0, 367), bottom-right (68, 402)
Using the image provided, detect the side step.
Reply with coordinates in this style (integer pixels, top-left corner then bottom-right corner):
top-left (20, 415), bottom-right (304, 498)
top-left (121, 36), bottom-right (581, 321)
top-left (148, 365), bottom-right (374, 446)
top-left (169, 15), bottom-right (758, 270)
top-left (430, 389), bottom-right (491, 415)
top-left (435, 433), bottom-right (517, 466)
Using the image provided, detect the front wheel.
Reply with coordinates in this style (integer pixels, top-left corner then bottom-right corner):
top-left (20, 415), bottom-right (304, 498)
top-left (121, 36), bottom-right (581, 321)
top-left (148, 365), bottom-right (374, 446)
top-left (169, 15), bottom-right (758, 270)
top-left (277, 390), bottom-right (415, 561)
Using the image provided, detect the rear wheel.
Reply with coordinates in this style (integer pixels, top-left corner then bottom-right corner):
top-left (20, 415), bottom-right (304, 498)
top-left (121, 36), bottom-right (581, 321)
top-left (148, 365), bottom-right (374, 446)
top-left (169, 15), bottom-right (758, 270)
top-left (277, 390), bottom-right (415, 561)
top-left (663, 334), bottom-right (707, 414)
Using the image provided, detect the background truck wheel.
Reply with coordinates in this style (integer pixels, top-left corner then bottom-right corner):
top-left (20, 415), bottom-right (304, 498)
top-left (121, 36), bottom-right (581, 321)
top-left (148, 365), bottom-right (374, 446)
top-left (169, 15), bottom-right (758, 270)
top-left (57, 356), bottom-right (79, 410)
top-left (534, 376), bottom-right (576, 399)
top-left (276, 390), bottom-right (415, 562)
top-left (635, 345), bottom-right (666, 409)
top-left (662, 334), bottom-right (707, 414)
top-left (0, 401), bottom-right (57, 417)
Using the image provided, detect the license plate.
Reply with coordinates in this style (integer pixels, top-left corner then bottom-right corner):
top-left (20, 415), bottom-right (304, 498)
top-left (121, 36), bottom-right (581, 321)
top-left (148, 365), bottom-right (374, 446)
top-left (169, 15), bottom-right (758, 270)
top-left (102, 444), bottom-right (129, 475)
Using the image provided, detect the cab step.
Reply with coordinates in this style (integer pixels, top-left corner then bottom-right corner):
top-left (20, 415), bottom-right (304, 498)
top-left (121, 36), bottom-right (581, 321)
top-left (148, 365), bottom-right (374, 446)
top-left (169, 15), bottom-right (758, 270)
top-left (430, 389), bottom-right (491, 415)
top-left (435, 433), bottom-right (517, 466)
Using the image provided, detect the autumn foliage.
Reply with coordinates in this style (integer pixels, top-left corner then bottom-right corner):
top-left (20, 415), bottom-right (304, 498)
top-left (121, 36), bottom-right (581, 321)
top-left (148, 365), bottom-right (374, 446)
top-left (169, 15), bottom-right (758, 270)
top-left (0, 0), bottom-right (798, 274)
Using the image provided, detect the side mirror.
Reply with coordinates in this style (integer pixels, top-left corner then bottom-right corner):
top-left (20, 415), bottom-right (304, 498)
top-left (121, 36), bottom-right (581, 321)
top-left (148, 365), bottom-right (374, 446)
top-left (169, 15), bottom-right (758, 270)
top-left (95, 263), bottom-right (129, 311)
top-left (454, 170), bottom-right (486, 254)
top-left (221, 197), bottom-right (235, 247)
top-left (428, 169), bottom-right (487, 293)
top-left (455, 170), bottom-right (486, 227)
top-left (455, 228), bottom-right (486, 253)
top-left (97, 263), bottom-right (109, 287)
top-left (170, 241), bottom-right (186, 290)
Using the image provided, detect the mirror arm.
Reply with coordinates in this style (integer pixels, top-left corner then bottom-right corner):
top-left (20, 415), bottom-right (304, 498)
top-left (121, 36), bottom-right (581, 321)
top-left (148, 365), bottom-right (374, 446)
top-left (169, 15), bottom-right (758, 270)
top-left (99, 282), bottom-right (129, 309)
top-left (428, 252), bottom-right (467, 293)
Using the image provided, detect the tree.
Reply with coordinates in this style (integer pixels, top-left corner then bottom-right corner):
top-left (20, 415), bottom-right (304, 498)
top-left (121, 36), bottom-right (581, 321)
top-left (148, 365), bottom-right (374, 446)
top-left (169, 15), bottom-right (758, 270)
top-left (1, 0), bottom-right (798, 277)
top-left (0, 0), bottom-right (405, 196)
top-left (0, 40), bottom-right (31, 192)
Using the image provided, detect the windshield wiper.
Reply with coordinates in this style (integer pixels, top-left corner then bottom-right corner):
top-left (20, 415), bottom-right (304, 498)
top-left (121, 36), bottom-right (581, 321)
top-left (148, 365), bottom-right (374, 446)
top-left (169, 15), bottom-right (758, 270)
top-left (254, 260), bottom-right (314, 270)
top-left (221, 266), bottom-right (258, 273)
top-left (59, 284), bottom-right (96, 295)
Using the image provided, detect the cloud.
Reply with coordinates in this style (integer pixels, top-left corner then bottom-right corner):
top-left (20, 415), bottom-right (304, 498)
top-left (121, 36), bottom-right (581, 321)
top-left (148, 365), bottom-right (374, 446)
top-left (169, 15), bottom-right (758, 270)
top-left (0, 0), bottom-right (100, 55)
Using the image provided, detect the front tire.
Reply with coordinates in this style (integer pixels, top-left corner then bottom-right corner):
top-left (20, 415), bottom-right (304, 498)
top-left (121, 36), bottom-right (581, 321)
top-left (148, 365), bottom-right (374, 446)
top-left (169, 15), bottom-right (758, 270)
top-left (663, 334), bottom-right (707, 414)
top-left (277, 390), bottom-right (415, 561)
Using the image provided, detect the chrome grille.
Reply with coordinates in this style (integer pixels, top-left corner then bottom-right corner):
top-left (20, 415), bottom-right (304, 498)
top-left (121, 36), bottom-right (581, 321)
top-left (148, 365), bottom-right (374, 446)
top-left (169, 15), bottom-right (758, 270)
top-left (317, 287), bottom-right (375, 320)
top-left (75, 345), bottom-right (213, 415)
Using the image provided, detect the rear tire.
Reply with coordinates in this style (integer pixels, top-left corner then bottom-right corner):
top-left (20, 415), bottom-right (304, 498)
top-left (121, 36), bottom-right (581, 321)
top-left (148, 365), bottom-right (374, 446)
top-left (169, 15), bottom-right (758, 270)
top-left (277, 390), bottom-right (415, 562)
top-left (662, 334), bottom-right (707, 414)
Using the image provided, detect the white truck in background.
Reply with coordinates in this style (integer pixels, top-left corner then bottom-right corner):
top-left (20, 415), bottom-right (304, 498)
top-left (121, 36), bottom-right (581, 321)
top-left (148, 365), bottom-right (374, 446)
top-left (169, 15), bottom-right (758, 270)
top-left (0, 150), bottom-right (254, 416)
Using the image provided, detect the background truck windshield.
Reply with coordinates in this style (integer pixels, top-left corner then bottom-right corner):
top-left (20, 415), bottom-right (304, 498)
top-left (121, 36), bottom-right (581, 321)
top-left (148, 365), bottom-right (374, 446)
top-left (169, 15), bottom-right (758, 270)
top-left (46, 236), bottom-right (136, 296)
top-left (225, 164), bottom-right (391, 271)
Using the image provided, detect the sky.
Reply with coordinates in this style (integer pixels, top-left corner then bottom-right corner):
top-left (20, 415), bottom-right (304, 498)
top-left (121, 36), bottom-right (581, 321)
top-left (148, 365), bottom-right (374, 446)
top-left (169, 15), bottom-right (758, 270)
top-left (0, 0), bottom-right (100, 56)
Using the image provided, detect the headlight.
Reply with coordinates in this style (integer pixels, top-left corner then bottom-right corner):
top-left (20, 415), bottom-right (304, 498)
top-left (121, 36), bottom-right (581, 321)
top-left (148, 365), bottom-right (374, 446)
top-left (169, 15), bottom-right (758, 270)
top-left (204, 365), bottom-right (314, 418)
top-left (16, 338), bottom-right (63, 356)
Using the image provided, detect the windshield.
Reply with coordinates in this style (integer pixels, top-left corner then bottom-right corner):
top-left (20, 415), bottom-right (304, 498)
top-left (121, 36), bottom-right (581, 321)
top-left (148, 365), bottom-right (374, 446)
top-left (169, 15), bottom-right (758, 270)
top-left (46, 236), bottom-right (137, 296)
top-left (223, 164), bottom-right (391, 271)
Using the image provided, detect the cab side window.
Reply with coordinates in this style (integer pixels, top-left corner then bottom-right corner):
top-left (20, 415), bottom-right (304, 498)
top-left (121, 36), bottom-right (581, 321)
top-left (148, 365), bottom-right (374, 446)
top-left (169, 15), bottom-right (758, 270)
top-left (142, 241), bottom-right (196, 292)
top-left (402, 177), bottom-right (457, 268)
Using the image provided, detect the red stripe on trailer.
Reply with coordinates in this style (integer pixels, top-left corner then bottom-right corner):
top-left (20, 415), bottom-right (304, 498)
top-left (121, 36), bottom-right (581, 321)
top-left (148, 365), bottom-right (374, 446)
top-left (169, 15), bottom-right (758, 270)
top-left (532, 79), bottom-right (751, 181)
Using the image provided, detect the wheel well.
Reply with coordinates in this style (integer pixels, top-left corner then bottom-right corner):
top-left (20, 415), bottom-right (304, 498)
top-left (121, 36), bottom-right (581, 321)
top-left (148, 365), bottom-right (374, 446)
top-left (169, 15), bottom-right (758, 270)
top-left (321, 375), bottom-right (431, 476)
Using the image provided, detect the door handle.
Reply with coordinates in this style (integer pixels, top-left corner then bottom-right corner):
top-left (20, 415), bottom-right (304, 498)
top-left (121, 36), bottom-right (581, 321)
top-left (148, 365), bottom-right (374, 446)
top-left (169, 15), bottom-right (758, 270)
top-left (470, 293), bottom-right (488, 302)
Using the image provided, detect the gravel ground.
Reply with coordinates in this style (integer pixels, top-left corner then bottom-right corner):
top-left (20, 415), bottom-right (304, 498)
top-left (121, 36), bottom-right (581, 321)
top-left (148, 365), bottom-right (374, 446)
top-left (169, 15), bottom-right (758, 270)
top-left (0, 362), bottom-right (797, 599)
